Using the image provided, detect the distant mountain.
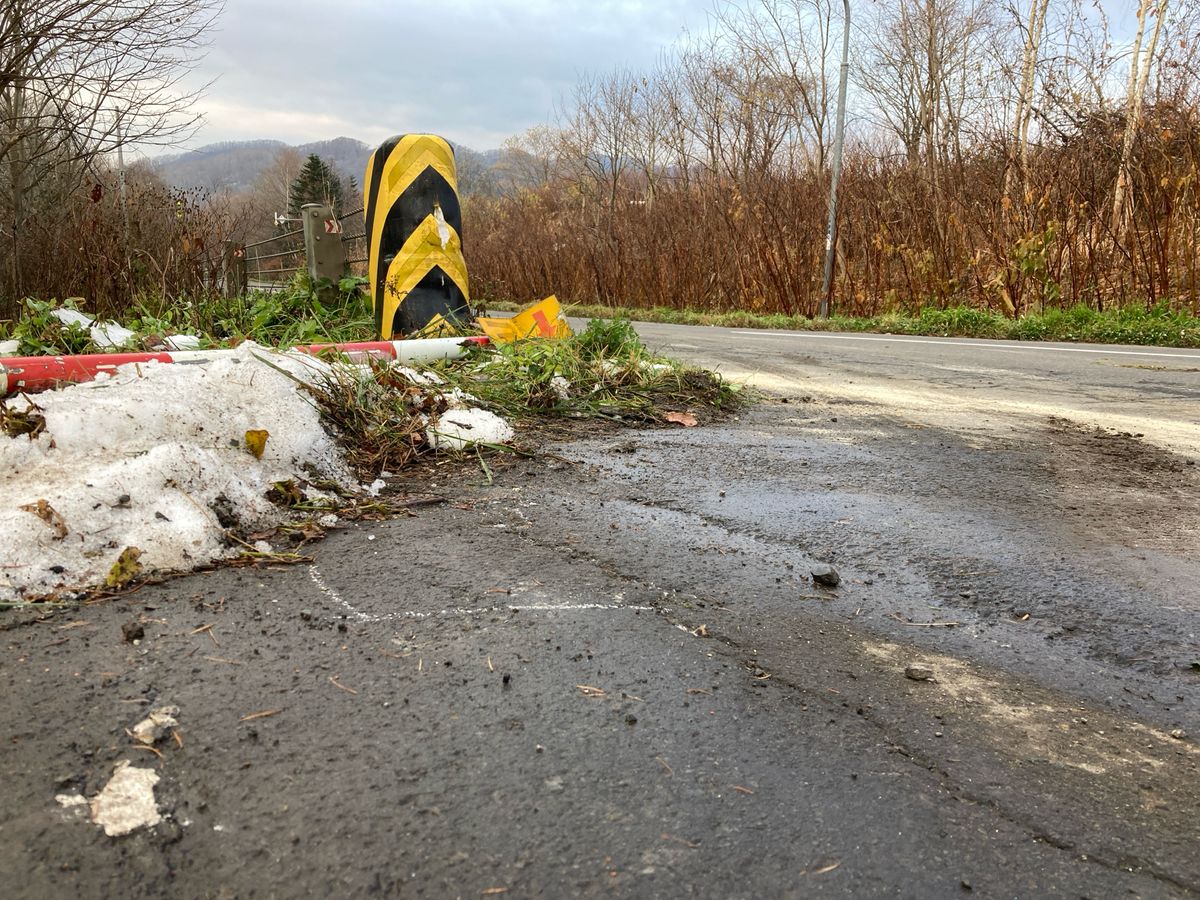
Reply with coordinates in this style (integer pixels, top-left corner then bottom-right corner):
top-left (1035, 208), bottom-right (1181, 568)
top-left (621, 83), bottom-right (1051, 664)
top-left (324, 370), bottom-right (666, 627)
top-left (152, 139), bottom-right (290, 192)
top-left (293, 137), bottom-right (375, 188)
top-left (153, 137), bottom-right (499, 194)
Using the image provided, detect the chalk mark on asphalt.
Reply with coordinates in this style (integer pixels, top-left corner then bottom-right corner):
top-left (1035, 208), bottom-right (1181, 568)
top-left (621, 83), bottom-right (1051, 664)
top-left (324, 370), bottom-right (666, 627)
top-left (308, 565), bottom-right (653, 623)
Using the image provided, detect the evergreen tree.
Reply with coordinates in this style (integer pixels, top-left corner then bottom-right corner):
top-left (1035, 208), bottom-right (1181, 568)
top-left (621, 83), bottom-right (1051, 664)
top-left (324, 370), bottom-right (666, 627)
top-left (288, 154), bottom-right (346, 216)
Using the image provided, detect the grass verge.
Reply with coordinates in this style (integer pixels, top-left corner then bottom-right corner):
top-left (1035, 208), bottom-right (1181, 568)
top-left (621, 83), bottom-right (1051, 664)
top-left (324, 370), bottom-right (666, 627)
top-left (1, 276), bottom-right (374, 355)
top-left (482, 300), bottom-right (1200, 349)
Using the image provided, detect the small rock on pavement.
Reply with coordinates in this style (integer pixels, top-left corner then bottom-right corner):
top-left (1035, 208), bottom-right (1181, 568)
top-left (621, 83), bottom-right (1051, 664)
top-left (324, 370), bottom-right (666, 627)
top-left (121, 620), bottom-right (144, 643)
top-left (131, 705), bottom-right (180, 745)
top-left (905, 664), bottom-right (936, 682)
top-left (1170, 729), bottom-right (1187, 741)
top-left (810, 564), bottom-right (840, 587)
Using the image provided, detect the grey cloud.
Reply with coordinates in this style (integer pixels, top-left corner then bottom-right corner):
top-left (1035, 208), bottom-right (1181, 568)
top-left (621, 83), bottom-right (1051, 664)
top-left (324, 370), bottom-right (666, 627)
top-left (180, 0), bottom-right (713, 150)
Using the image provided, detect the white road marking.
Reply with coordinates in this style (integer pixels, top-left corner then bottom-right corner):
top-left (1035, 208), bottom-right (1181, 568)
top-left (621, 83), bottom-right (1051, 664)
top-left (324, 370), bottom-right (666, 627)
top-left (308, 565), bottom-right (652, 624)
top-left (730, 330), bottom-right (1200, 360)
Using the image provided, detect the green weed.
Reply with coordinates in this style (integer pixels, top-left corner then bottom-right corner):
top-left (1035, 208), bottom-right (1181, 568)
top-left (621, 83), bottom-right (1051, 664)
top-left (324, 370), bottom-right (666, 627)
top-left (5, 276), bottom-right (375, 354)
top-left (9, 298), bottom-right (100, 355)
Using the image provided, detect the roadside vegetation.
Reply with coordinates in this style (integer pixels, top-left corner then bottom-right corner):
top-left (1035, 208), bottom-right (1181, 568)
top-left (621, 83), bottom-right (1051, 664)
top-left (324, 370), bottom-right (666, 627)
top-left (466, 1), bottom-right (1200, 323)
top-left (1, 288), bottom-right (739, 471)
top-left (7, 1), bottom-right (1200, 339)
top-left (1, 278), bottom-right (373, 355)
top-left (432, 317), bottom-right (738, 423)
top-left (295, 316), bottom-right (739, 482)
top-left (0, 303), bottom-right (734, 607)
top-left (483, 300), bottom-right (1200, 349)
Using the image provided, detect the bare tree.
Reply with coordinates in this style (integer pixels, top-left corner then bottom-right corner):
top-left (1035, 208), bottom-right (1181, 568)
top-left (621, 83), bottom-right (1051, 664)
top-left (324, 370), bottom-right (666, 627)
top-left (496, 125), bottom-right (565, 193)
top-left (628, 71), bottom-right (673, 209)
top-left (717, 0), bottom-right (840, 173)
top-left (856, 0), bottom-right (997, 168)
top-left (1, 0), bottom-right (221, 297)
top-left (1005, 0), bottom-right (1051, 195)
top-left (560, 69), bottom-right (640, 214)
top-left (1110, 0), bottom-right (1166, 239)
top-left (674, 33), bottom-right (799, 184)
top-left (239, 148), bottom-right (303, 241)
top-left (654, 55), bottom-right (701, 190)
top-left (1037, 0), bottom-right (1117, 123)
top-left (1150, 1), bottom-right (1200, 107)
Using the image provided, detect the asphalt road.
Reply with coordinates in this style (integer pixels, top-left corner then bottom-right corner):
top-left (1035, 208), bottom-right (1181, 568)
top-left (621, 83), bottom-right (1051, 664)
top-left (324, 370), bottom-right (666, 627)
top-left (632, 323), bottom-right (1200, 454)
top-left (1, 325), bottom-right (1197, 898)
top-left (625, 323), bottom-right (1200, 707)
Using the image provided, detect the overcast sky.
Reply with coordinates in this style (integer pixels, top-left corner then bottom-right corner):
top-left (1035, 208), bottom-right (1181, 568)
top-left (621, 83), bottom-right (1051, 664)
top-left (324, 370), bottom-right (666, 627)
top-left (176, 0), bottom-right (1146, 156)
top-left (179, 0), bottom-right (715, 153)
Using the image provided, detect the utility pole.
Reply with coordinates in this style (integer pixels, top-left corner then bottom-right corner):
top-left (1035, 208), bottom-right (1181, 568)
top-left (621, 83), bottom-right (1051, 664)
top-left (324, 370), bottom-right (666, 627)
top-left (115, 111), bottom-right (131, 276)
top-left (818, 0), bottom-right (851, 319)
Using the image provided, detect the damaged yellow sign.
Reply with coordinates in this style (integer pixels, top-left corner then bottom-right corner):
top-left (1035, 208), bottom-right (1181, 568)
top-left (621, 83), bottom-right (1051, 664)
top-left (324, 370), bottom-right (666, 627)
top-left (477, 296), bottom-right (573, 343)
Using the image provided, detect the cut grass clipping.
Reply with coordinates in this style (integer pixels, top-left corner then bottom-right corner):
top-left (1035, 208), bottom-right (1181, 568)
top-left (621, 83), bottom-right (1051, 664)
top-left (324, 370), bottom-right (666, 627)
top-left (303, 318), bottom-right (740, 478)
top-left (431, 317), bottom-right (740, 423)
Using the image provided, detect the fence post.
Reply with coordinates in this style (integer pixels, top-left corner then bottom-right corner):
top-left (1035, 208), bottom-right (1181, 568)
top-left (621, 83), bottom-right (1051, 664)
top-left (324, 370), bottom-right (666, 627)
top-left (222, 240), bottom-right (247, 297)
top-left (301, 203), bottom-right (347, 298)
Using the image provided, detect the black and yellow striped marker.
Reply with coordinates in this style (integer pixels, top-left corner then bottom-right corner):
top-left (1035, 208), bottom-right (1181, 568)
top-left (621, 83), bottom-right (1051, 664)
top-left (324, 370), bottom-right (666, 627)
top-left (363, 134), bottom-right (473, 338)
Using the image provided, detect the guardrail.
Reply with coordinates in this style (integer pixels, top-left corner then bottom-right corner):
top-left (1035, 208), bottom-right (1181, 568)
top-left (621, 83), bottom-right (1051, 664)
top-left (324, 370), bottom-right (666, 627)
top-left (242, 222), bottom-right (304, 292)
top-left (233, 202), bottom-right (368, 296)
top-left (340, 204), bottom-right (367, 270)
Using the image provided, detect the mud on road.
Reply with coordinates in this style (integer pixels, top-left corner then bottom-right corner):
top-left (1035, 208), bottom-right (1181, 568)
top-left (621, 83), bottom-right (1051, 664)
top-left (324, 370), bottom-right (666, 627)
top-left (1, 391), bottom-right (1198, 898)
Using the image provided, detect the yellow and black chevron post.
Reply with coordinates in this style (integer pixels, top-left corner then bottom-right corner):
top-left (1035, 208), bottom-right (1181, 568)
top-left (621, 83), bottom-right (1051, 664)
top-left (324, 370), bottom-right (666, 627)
top-left (363, 134), bottom-right (473, 338)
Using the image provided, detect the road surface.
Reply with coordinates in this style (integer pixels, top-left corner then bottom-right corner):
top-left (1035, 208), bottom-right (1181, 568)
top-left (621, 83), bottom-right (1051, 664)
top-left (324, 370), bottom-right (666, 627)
top-left (1, 324), bottom-right (1197, 898)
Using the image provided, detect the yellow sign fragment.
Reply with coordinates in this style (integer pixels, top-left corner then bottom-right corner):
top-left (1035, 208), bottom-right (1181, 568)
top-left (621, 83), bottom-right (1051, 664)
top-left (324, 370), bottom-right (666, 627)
top-left (478, 295), bottom-right (573, 343)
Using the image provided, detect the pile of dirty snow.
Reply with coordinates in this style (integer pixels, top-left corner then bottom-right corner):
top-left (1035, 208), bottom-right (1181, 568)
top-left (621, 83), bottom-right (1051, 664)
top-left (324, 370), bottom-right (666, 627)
top-left (0, 343), bottom-right (511, 601)
top-left (0, 344), bottom-right (349, 600)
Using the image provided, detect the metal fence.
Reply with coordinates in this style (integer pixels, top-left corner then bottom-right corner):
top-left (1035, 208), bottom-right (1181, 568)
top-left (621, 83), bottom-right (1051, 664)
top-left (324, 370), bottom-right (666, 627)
top-left (242, 225), bottom-right (303, 292)
top-left (234, 203), bottom-right (367, 295)
top-left (340, 206), bottom-right (367, 271)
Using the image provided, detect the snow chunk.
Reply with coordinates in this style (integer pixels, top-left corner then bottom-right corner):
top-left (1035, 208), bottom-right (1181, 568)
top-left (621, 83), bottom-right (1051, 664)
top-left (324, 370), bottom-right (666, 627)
top-left (56, 793), bottom-right (89, 818)
top-left (49, 308), bottom-right (92, 329)
top-left (427, 408), bottom-right (514, 450)
top-left (164, 334), bottom-right (202, 351)
top-left (50, 308), bottom-right (136, 349)
top-left (392, 365), bottom-right (443, 386)
top-left (550, 375), bottom-right (571, 400)
top-left (90, 762), bottom-right (160, 836)
top-left (446, 387), bottom-right (481, 407)
top-left (92, 321), bottom-right (137, 349)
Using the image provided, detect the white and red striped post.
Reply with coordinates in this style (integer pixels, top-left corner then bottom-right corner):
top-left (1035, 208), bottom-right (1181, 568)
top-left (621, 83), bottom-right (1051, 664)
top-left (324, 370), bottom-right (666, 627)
top-left (0, 336), bottom-right (489, 398)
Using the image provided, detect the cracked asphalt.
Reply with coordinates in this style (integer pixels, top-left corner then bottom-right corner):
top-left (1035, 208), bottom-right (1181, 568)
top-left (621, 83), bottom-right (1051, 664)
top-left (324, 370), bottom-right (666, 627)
top-left (1, 325), bottom-right (1198, 898)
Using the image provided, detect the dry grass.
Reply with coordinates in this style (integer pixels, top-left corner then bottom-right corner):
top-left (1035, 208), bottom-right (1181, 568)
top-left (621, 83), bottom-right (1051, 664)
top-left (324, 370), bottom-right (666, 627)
top-left (466, 105), bottom-right (1200, 320)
